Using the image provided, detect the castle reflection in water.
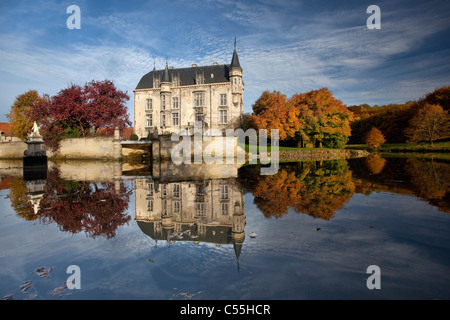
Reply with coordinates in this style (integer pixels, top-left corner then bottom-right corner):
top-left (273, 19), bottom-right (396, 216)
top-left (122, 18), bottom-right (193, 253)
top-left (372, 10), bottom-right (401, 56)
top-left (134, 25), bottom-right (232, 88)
top-left (133, 161), bottom-right (246, 260)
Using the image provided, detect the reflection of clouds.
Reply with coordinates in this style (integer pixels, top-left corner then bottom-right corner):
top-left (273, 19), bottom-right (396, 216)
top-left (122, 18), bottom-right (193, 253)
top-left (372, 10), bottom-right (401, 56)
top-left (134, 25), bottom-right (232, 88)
top-left (238, 192), bottom-right (450, 298)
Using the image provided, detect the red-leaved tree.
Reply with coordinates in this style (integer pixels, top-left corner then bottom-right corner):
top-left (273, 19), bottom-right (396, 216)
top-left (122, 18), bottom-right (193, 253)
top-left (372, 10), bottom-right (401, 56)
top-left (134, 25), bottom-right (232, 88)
top-left (31, 80), bottom-right (131, 151)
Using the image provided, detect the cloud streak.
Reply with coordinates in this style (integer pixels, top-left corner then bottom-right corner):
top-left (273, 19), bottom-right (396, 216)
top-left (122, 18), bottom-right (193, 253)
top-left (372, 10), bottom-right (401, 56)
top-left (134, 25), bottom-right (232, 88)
top-left (0, 0), bottom-right (449, 121)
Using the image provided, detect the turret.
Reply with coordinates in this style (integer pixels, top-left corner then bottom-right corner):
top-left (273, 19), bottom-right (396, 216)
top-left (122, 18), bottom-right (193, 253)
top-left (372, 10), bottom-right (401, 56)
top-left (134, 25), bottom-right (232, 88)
top-left (229, 38), bottom-right (243, 124)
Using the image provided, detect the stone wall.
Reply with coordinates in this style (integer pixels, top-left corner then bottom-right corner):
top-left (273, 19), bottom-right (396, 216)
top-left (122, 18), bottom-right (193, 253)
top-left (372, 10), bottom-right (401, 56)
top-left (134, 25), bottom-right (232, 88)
top-left (48, 137), bottom-right (116, 159)
top-left (278, 149), bottom-right (369, 161)
top-left (0, 141), bottom-right (27, 159)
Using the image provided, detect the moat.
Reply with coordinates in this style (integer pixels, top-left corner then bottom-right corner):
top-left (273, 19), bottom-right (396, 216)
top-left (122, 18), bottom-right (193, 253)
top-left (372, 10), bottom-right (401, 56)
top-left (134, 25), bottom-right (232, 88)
top-left (0, 156), bottom-right (449, 300)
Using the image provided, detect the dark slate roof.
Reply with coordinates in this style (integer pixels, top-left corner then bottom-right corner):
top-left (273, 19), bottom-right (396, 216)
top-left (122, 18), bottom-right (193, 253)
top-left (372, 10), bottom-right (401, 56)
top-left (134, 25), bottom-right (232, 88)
top-left (230, 48), bottom-right (241, 69)
top-left (135, 64), bottom-right (231, 90)
top-left (162, 62), bottom-right (170, 83)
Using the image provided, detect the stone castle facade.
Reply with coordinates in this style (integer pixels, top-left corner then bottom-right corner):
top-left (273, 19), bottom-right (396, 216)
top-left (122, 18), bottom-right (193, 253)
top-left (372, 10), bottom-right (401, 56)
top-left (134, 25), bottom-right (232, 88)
top-left (134, 44), bottom-right (243, 138)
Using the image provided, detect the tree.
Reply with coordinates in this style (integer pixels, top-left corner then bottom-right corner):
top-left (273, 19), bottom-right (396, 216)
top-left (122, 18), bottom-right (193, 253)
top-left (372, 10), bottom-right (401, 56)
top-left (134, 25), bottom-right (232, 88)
top-left (405, 103), bottom-right (449, 146)
top-left (289, 88), bottom-right (352, 148)
top-left (6, 90), bottom-right (43, 140)
top-left (251, 90), bottom-right (301, 140)
top-left (423, 86), bottom-right (450, 111)
top-left (365, 127), bottom-right (385, 150)
top-left (31, 80), bottom-right (131, 151)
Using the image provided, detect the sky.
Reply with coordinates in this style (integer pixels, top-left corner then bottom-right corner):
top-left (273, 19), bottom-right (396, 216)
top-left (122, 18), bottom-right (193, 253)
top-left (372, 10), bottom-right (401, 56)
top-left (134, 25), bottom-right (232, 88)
top-left (0, 0), bottom-right (449, 123)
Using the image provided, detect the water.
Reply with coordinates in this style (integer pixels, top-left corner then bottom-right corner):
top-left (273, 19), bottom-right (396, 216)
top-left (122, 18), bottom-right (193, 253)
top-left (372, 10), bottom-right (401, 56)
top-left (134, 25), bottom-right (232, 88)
top-left (0, 156), bottom-right (449, 300)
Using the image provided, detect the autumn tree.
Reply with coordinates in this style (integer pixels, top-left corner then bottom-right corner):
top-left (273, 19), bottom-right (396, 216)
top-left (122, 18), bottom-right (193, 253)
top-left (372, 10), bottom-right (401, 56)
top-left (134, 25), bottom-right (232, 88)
top-left (251, 90), bottom-right (301, 140)
top-left (31, 80), bottom-right (131, 151)
top-left (289, 88), bottom-right (352, 148)
top-left (6, 90), bottom-right (43, 140)
top-left (365, 127), bottom-right (385, 150)
top-left (405, 103), bottom-right (449, 146)
top-left (423, 86), bottom-right (450, 111)
top-left (251, 88), bottom-right (352, 148)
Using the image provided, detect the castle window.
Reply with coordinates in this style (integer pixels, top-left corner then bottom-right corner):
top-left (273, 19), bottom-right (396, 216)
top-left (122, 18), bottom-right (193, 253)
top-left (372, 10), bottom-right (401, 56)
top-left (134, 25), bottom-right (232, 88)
top-left (161, 95), bottom-right (169, 110)
top-left (153, 75), bottom-right (160, 88)
top-left (194, 92), bottom-right (205, 108)
top-left (219, 94), bottom-right (227, 106)
top-left (219, 110), bottom-right (228, 124)
top-left (195, 203), bottom-right (206, 216)
top-left (146, 182), bottom-right (154, 196)
top-left (146, 114), bottom-right (153, 127)
top-left (172, 112), bottom-right (179, 126)
top-left (147, 200), bottom-right (153, 212)
top-left (195, 113), bottom-right (204, 123)
top-left (146, 99), bottom-right (152, 110)
top-left (172, 184), bottom-right (180, 198)
top-left (173, 201), bottom-right (180, 213)
top-left (172, 74), bottom-right (180, 86)
top-left (221, 203), bottom-right (229, 215)
top-left (220, 184), bottom-right (229, 200)
top-left (196, 71), bottom-right (204, 85)
top-left (172, 96), bottom-right (179, 109)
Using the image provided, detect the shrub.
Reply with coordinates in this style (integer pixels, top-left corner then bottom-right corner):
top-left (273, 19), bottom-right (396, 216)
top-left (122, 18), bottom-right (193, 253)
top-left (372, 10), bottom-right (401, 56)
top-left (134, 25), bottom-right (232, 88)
top-left (129, 134), bottom-right (139, 141)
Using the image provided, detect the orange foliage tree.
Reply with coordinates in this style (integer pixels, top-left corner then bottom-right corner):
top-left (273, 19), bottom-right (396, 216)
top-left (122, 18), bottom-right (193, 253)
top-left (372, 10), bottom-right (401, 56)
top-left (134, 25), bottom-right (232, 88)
top-left (6, 90), bottom-right (43, 140)
top-left (251, 90), bottom-right (301, 140)
top-left (365, 127), bottom-right (385, 150)
top-left (289, 88), bottom-right (352, 148)
top-left (405, 103), bottom-right (449, 145)
top-left (251, 88), bottom-right (352, 148)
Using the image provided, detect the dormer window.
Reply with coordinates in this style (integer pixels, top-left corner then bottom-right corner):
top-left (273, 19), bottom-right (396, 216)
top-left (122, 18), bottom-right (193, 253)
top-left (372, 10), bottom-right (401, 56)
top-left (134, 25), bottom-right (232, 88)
top-left (196, 71), bottom-right (204, 85)
top-left (153, 75), bottom-right (160, 88)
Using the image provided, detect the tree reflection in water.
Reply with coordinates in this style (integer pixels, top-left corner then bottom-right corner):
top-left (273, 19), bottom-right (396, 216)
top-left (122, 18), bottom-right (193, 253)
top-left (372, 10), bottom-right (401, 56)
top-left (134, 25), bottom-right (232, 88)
top-left (239, 157), bottom-right (450, 220)
top-left (8, 167), bottom-right (132, 239)
top-left (239, 160), bottom-right (355, 220)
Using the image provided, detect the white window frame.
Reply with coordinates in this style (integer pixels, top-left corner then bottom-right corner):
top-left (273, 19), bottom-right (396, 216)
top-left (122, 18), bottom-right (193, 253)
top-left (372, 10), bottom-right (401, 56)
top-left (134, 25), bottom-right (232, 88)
top-left (220, 184), bottom-right (229, 200)
top-left (146, 98), bottom-right (152, 110)
top-left (146, 114), bottom-right (153, 127)
top-left (219, 94), bottom-right (227, 106)
top-left (194, 92), bottom-right (205, 108)
top-left (172, 96), bottom-right (179, 109)
top-left (219, 110), bottom-right (228, 124)
top-left (172, 112), bottom-right (179, 126)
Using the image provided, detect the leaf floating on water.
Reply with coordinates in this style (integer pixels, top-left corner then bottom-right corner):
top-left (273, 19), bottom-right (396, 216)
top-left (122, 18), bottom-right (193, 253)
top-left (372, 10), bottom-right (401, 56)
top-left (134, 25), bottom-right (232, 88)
top-left (52, 283), bottom-right (67, 296)
top-left (20, 280), bottom-right (33, 293)
top-left (34, 266), bottom-right (54, 278)
top-left (149, 259), bottom-right (155, 263)
top-left (173, 290), bottom-right (205, 300)
top-left (2, 293), bottom-right (14, 300)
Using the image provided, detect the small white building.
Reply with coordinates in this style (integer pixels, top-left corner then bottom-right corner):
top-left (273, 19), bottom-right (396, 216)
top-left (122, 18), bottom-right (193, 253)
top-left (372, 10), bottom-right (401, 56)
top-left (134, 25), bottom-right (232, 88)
top-left (133, 43), bottom-right (243, 138)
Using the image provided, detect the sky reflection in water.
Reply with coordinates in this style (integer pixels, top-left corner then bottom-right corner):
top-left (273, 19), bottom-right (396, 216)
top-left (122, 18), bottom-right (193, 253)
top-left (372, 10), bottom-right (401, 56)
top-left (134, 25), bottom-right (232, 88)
top-left (0, 156), bottom-right (449, 300)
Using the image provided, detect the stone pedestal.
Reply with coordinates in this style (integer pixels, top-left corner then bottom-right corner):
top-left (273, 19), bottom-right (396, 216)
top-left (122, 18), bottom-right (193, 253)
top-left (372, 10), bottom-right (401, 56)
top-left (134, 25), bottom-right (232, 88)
top-left (23, 122), bottom-right (47, 180)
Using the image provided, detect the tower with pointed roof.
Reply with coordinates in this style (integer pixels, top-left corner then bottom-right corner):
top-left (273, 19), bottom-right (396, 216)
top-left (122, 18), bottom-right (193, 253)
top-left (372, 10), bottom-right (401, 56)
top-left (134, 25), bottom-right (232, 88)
top-left (134, 40), bottom-right (244, 137)
top-left (229, 37), bottom-right (243, 125)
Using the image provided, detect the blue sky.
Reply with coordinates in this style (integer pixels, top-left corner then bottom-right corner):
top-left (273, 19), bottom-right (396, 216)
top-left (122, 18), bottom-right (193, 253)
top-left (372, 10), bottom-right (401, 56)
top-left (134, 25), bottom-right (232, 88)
top-left (0, 0), bottom-right (449, 123)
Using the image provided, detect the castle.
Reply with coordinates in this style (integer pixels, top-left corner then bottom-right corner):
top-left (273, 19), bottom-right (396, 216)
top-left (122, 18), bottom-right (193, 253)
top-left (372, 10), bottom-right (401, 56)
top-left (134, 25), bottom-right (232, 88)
top-left (134, 42), bottom-right (243, 138)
